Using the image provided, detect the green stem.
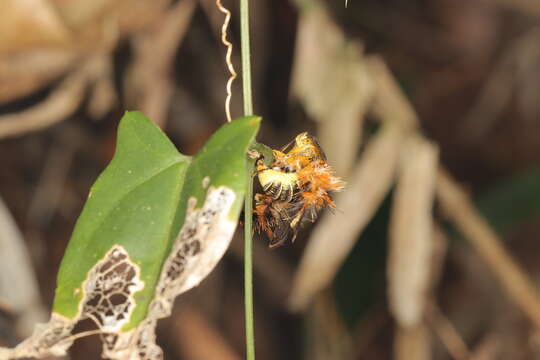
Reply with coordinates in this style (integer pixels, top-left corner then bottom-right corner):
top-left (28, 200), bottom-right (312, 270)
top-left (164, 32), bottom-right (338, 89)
top-left (240, 0), bottom-right (253, 116)
top-left (240, 0), bottom-right (255, 360)
top-left (241, 0), bottom-right (256, 358)
top-left (244, 157), bottom-right (256, 360)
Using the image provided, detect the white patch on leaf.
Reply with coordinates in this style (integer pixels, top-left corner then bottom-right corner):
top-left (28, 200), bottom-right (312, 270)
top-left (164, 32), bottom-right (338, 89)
top-left (1, 186), bottom-right (238, 360)
top-left (202, 176), bottom-right (210, 189)
top-left (81, 246), bottom-right (145, 332)
top-left (103, 185), bottom-right (237, 360)
top-left (0, 246), bottom-right (144, 359)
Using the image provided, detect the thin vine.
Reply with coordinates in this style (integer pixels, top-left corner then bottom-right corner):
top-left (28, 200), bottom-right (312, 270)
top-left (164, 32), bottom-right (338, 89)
top-left (244, 156), bottom-right (256, 360)
top-left (216, 0), bottom-right (256, 356)
top-left (240, 0), bottom-right (256, 358)
top-left (240, 0), bottom-right (253, 116)
top-left (216, 0), bottom-right (237, 122)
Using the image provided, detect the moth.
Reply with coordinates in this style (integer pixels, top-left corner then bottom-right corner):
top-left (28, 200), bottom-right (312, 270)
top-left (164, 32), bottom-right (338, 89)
top-left (254, 132), bottom-right (345, 248)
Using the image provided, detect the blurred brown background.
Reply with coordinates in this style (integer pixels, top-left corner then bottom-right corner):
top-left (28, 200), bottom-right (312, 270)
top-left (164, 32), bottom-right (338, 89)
top-left (1, 0), bottom-right (540, 359)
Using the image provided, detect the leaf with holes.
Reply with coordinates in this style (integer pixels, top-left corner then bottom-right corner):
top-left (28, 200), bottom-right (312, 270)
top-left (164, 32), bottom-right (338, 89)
top-left (0, 112), bottom-right (260, 360)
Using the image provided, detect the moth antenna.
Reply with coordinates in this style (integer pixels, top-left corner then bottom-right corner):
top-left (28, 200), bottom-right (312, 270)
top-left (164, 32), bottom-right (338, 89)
top-left (280, 138), bottom-right (295, 153)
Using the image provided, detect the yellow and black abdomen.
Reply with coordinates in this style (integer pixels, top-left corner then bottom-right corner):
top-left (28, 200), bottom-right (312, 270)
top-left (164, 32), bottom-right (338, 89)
top-left (257, 168), bottom-right (298, 203)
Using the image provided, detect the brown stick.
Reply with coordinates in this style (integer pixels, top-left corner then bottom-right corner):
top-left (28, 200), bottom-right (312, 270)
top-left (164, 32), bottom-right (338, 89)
top-left (394, 325), bottom-right (430, 360)
top-left (125, 0), bottom-right (196, 127)
top-left (428, 303), bottom-right (471, 360)
top-left (0, 67), bottom-right (89, 138)
top-left (369, 54), bottom-right (540, 331)
top-left (388, 136), bottom-right (438, 328)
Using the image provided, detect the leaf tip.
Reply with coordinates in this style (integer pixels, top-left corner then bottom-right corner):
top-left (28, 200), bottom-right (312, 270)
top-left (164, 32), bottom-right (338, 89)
top-left (121, 110), bottom-right (146, 123)
top-left (248, 116), bottom-right (262, 126)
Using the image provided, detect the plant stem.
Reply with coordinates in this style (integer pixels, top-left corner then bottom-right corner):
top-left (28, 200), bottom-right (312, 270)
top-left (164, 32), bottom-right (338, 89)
top-left (240, 0), bottom-right (253, 116)
top-left (244, 157), bottom-right (256, 360)
top-left (241, 0), bottom-right (256, 358)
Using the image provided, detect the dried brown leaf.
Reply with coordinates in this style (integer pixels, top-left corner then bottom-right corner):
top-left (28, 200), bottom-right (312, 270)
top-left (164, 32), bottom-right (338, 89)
top-left (0, 59), bottom-right (95, 138)
top-left (388, 136), bottom-right (438, 327)
top-left (394, 325), bottom-right (431, 360)
top-left (291, 4), bottom-right (374, 175)
top-left (50, 0), bottom-right (170, 35)
top-left (125, 0), bottom-right (196, 127)
top-left (0, 0), bottom-right (70, 54)
top-left (87, 57), bottom-right (116, 119)
top-left (0, 50), bottom-right (78, 103)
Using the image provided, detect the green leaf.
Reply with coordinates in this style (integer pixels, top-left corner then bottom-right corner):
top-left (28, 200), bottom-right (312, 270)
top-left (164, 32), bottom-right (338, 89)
top-left (53, 111), bottom-right (190, 321)
top-left (52, 112), bottom-right (260, 334)
top-left (128, 115), bottom-right (261, 329)
top-left (0, 113), bottom-right (260, 359)
top-left (174, 116), bottom-right (262, 226)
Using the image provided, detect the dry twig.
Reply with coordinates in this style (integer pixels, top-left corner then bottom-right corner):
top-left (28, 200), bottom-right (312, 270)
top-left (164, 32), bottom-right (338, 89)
top-left (428, 303), bottom-right (471, 360)
top-left (125, 0), bottom-right (196, 127)
top-left (291, 4), bottom-right (374, 175)
top-left (0, 51), bottom-right (78, 103)
top-left (394, 325), bottom-right (430, 360)
top-left (369, 54), bottom-right (540, 332)
top-left (0, 58), bottom-right (104, 138)
top-left (388, 137), bottom-right (438, 360)
top-left (388, 136), bottom-right (438, 328)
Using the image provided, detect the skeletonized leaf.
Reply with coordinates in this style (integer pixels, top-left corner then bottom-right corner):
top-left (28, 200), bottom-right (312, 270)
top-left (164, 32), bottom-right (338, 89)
top-left (54, 111), bottom-right (190, 325)
top-left (1, 112), bottom-right (260, 359)
top-left (103, 115), bottom-right (260, 359)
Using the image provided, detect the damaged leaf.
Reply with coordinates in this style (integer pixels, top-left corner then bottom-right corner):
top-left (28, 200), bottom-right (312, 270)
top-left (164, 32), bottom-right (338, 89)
top-left (53, 111), bottom-right (190, 327)
top-left (2, 112), bottom-right (260, 359)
